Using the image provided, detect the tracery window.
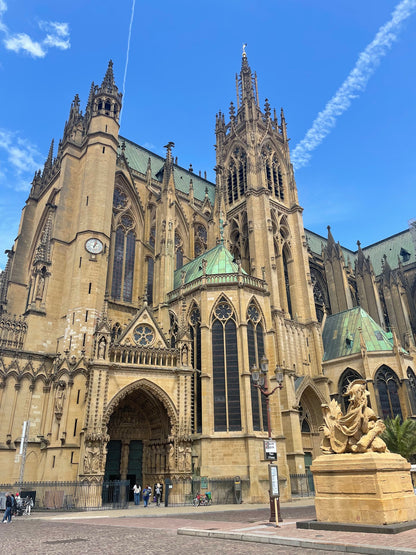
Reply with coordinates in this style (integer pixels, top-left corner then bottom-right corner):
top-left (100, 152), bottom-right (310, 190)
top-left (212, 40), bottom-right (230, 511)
top-left (247, 303), bottom-right (268, 431)
top-left (311, 271), bottom-right (329, 323)
top-left (212, 300), bottom-right (241, 431)
top-left (189, 306), bottom-right (202, 433)
top-left (194, 224), bottom-right (207, 257)
top-left (338, 368), bottom-right (363, 413)
top-left (375, 366), bottom-right (403, 420)
top-left (406, 367), bottom-right (416, 415)
top-left (226, 147), bottom-right (247, 204)
top-left (283, 249), bottom-right (292, 318)
top-left (146, 257), bottom-right (154, 305)
top-left (149, 226), bottom-right (156, 249)
top-left (113, 188), bottom-right (127, 210)
top-left (111, 322), bottom-right (122, 342)
top-left (169, 311), bottom-right (178, 348)
top-left (111, 215), bottom-right (136, 302)
top-left (111, 187), bottom-right (137, 303)
top-left (261, 145), bottom-right (284, 201)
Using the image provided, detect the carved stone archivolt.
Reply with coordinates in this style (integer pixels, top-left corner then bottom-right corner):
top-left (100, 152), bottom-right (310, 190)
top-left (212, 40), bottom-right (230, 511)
top-left (103, 379), bottom-right (178, 429)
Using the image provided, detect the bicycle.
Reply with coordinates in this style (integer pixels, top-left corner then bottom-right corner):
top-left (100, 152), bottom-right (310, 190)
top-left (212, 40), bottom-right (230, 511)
top-left (192, 492), bottom-right (212, 506)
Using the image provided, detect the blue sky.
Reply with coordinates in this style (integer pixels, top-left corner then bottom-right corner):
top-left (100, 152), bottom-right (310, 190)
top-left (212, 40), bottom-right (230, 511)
top-left (0, 0), bottom-right (416, 269)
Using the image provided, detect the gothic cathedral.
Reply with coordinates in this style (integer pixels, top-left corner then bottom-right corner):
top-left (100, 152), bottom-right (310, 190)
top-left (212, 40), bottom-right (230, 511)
top-left (0, 53), bottom-right (416, 502)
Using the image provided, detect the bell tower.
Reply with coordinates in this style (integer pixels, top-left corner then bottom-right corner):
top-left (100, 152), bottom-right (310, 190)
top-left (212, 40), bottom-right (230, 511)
top-left (215, 49), bottom-right (316, 322)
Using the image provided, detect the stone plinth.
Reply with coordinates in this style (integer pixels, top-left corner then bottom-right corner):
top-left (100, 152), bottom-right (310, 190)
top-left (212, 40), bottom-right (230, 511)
top-left (311, 452), bottom-right (416, 525)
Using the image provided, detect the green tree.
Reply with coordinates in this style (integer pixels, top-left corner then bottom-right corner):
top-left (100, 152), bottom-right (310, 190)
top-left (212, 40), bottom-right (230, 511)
top-left (381, 416), bottom-right (416, 462)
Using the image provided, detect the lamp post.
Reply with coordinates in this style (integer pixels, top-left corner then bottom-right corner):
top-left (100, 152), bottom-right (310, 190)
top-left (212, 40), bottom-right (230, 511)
top-left (251, 356), bottom-right (283, 524)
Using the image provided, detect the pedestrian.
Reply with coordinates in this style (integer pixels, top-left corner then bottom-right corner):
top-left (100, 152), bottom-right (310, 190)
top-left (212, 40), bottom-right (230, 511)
top-left (142, 485), bottom-right (151, 507)
top-left (154, 482), bottom-right (162, 507)
top-left (2, 492), bottom-right (13, 523)
top-left (24, 496), bottom-right (33, 516)
top-left (132, 483), bottom-right (141, 505)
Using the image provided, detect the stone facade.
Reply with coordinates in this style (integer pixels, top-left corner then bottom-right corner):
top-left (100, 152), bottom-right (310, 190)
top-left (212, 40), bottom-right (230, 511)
top-left (0, 54), bottom-right (415, 502)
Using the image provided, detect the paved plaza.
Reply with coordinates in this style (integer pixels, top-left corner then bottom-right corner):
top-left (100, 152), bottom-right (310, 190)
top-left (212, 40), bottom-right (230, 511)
top-left (0, 500), bottom-right (415, 554)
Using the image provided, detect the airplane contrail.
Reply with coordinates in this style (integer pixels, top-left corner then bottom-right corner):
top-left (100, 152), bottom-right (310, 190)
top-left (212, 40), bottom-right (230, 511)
top-left (120, 0), bottom-right (136, 125)
top-left (291, 0), bottom-right (416, 170)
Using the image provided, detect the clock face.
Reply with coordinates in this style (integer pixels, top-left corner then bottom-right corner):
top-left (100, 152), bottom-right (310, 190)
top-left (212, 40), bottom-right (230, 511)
top-left (85, 238), bottom-right (103, 254)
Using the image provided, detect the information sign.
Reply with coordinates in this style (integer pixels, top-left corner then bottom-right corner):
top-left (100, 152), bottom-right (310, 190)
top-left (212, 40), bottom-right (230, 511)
top-left (264, 439), bottom-right (277, 460)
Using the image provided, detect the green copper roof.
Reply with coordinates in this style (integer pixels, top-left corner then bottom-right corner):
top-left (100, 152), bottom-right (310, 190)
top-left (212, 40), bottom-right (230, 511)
top-left (173, 242), bottom-right (246, 289)
top-left (322, 306), bottom-right (394, 361)
top-left (362, 229), bottom-right (415, 276)
top-left (305, 228), bottom-right (415, 277)
top-left (305, 229), bottom-right (355, 263)
top-left (118, 136), bottom-right (216, 205)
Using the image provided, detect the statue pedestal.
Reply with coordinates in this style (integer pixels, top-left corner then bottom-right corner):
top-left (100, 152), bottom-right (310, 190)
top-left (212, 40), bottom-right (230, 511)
top-left (311, 452), bottom-right (416, 525)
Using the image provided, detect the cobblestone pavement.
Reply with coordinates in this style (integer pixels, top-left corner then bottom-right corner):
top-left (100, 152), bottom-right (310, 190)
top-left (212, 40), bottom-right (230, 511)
top-left (2, 502), bottom-right (415, 554)
top-left (0, 518), bottom-right (345, 555)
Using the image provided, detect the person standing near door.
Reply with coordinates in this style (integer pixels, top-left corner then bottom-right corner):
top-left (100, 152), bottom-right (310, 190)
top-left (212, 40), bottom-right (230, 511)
top-left (133, 483), bottom-right (141, 505)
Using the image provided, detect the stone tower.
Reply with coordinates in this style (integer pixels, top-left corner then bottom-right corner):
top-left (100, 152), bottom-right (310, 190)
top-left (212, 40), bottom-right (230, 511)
top-left (214, 51), bottom-right (328, 476)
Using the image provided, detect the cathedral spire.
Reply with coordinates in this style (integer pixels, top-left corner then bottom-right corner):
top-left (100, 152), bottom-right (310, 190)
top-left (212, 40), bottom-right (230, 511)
top-left (43, 139), bottom-right (54, 174)
top-left (237, 45), bottom-right (257, 107)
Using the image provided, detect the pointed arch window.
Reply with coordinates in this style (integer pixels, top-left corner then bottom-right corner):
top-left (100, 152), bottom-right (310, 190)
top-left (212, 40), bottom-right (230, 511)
top-left (226, 147), bottom-right (247, 205)
top-left (406, 367), bottom-right (416, 415)
top-left (169, 311), bottom-right (178, 348)
top-left (146, 257), bottom-right (154, 305)
top-left (283, 249), bottom-right (292, 318)
top-left (111, 214), bottom-right (136, 303)
top-left (338, 368), bottom-right (364, 413)
top-left (190, 306), bottom-right (202, 433)
top-left (175, 231), bottom-right (183, 269)
top-left (375, 366), bottom-right (403, 420)
top-left (194, 224), bottom-right (207, 257)
top-left (262, 146), bottom-right (285, 201)
top-left (247, 303), bottom-right (268, 431)
top-left (212, 300), bottom-right (241, 431)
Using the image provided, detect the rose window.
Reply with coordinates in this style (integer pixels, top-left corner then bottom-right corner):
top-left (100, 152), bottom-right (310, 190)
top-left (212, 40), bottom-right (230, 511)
top-left (133, 325), bottom-right (154, 346)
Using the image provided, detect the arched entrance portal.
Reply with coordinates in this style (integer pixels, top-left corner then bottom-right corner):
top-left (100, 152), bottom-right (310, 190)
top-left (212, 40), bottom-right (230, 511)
top-left (298, 386), bottom-right (325, 465)
top-left (103, 383), bottom-right (175, 496)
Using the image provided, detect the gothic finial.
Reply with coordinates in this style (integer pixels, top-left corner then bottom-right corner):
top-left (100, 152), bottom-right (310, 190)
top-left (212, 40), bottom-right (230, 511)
top-left (189, 163), bottom-right (193, 173)
top-left (242, 43), bottom-right (247, 57)
top-left (121, 140), bottom-right (126, 152)
top-left (229, 101), bottom-right (235, 120)
top-left (264, 98), bottom-right (271, 119)
top-left (280, 107), bottom-right (287, 140)
top-left (102, 60), bottom-right (116, 93)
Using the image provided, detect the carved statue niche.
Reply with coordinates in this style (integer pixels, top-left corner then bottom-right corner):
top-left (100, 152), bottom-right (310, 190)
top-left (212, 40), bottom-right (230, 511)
top-left (320, 380), bottom-right (388, 454)
top-left (54, 380), bottom-right (66, 420)
top-left (98, 338), bottom-right (106, 359)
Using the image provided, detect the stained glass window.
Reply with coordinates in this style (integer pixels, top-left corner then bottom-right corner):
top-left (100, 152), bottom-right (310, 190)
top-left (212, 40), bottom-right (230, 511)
top-left (212, 300), bottom-right (241, 431)
top-left (247, 303), bottom-right (267, 431)
top-left (190, 306), bottom-right (202, 433)
top-left (375, 366), bottom-right (403, 420)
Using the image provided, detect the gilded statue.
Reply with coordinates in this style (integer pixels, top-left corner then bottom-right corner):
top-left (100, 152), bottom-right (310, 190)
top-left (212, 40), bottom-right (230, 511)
top-left (321, 379), bottom-right (388, 454)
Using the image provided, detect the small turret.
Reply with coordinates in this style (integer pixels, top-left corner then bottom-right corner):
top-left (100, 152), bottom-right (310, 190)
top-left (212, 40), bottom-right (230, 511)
top-left (93, 60), bottom-right (122, 122)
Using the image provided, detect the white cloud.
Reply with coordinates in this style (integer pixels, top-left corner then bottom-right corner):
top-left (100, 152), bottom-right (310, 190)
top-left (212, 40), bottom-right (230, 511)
top-left (41, 21), bottom-right (70, 51)
top-left (0, 2), bottom-right (70, 58)
top-left (0, 128), bottom-right (43, 191)
top-left (291, 0), bottom-right (416, 170)
top-left (4, 33), bottom-right (45, 57)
